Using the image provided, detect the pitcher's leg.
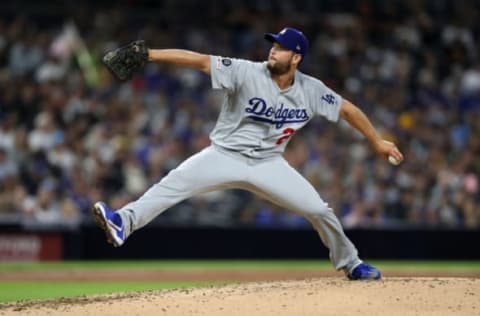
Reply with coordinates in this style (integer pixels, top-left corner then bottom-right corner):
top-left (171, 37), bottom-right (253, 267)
top-left (247, 158), bottom-right (360, 271)
top-left (118, 146), bottom-right (247, 234)
top-left (303, 211), bottom-right (361, 271)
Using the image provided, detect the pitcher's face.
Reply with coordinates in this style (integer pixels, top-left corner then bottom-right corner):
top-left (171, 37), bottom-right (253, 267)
top-left (267, 42), bottom-right (298, 75)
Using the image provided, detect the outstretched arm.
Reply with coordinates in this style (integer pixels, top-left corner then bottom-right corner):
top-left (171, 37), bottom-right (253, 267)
top-left (148, 49), bottom-right (211, 75)
top-left (339, 99), bottom-right (404, 164)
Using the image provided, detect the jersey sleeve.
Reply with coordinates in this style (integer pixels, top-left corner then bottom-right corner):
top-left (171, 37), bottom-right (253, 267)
top-left (309, 79), bottom-right (342, 122)
top-left (210, 55), bottom-right (249, 92)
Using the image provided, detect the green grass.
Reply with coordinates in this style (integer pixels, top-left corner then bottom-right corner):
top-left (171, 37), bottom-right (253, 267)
top-left (0, 260), bottom-right (478, 303)
top-left (372, 260), bottom-right (480, 271)
top-left (0, 260), bottom-right (333, 271)
top-left (1, 260), bottom-right (479, 271)
top-left (0, 281), bottom-right (219, 303)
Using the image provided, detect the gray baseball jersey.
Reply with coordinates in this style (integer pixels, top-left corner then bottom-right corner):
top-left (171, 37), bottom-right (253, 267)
top-left (209, 55), bottom-right (342, 159)
top-left (117, 55), bottom-right (361, 272)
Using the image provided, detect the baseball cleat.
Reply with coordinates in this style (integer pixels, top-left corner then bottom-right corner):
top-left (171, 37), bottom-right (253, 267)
top-left (92, 201), bottom-right (125, 247)
top-left (347, 262), bottom-right (382, 280)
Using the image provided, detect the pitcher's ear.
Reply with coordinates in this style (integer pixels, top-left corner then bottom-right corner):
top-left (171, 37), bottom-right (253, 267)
top-left (292, 53), bottom-right (302, 65)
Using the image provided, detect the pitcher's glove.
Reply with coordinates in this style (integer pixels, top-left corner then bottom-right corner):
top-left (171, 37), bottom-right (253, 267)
top-left (102, 40), bottom-right (149, 81)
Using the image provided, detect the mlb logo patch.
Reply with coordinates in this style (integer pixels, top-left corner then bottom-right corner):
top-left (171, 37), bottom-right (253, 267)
top-left (222, 58), bottom-right (232, 66)
top-left (216, 57), bottom-right (232, 69)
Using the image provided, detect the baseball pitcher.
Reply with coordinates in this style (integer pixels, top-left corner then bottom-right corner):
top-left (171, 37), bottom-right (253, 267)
top-left (94, 27), bottom-right (404, 280)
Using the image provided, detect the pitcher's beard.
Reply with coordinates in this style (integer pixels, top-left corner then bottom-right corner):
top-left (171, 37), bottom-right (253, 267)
top-left (267, 60), bottom-right (291, 76)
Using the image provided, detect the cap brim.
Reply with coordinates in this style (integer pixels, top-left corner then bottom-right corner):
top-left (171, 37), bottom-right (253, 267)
top-left (264, 33), bottom-right (278, 43)
top-left (264, 33), bottom-right (292, 52)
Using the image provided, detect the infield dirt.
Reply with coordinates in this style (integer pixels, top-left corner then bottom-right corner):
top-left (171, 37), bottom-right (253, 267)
top-left (0, 269), bottom-right (479, 315)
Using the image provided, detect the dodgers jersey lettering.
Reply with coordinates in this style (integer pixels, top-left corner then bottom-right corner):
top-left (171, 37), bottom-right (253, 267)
top-left (209, 55), bottom-right (342, 159)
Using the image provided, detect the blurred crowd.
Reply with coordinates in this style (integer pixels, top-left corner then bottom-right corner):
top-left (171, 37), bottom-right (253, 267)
top-left (0, 0), bottom-right (479, 229)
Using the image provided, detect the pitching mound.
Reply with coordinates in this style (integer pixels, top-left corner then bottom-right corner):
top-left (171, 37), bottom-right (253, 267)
top-left (1, 277), bottom-right (478, 316)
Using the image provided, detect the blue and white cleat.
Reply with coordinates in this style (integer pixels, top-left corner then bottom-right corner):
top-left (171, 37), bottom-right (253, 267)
top-left (92, 201), bottom-right (125, 247)
top-left (347, 262), bottom-right (382, 280)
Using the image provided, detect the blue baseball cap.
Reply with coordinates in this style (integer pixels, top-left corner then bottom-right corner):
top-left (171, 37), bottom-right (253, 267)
top-left (264, 27), bottom-right (309, 58)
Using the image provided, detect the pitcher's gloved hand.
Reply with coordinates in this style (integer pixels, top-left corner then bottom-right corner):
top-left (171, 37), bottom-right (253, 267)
top-left (102, 40), bottom-right (149, 81)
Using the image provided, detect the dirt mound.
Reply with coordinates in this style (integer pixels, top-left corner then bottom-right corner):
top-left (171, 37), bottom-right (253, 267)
top-left (1, 278), bottom-right (478, 316)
